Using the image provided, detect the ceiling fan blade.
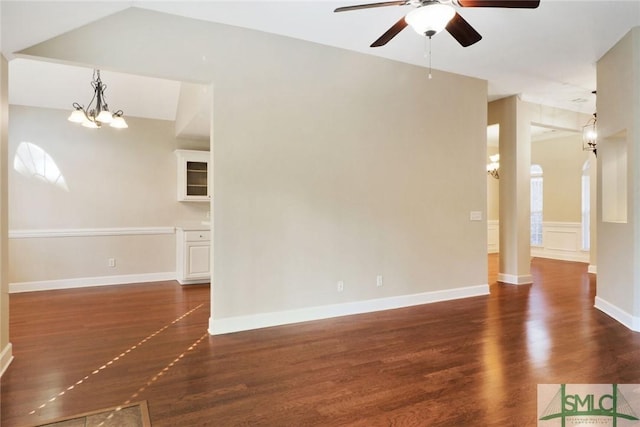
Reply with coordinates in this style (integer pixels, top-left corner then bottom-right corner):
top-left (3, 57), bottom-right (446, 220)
top-left (446, 13), bottom-right (482, 47)
top-left (371, 16), bottom-right (408, 47)
top-left (456, 0), bottom-right (540, 8)
top-left (334, 1), bottom-right (409, 13)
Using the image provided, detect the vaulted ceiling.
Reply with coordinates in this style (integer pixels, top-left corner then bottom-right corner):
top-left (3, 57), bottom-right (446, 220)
top-left (3, 1), bottom-right (640, 136)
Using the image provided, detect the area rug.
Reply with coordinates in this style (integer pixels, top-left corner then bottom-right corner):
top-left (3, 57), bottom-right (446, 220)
top-left (36, 401), bottom-right (151, 427)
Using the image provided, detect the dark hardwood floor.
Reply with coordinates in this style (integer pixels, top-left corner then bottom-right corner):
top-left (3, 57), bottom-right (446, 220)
top-left (3, 255), bottom-right (640, 426)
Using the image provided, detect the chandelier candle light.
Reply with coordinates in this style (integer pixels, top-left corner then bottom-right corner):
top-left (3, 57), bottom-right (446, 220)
top-left (487, 154), bottom-right (499, 179)
top-left (68, 69), bottom-right (128, 129)
top-left (582, 113), bottom-right (597, 156)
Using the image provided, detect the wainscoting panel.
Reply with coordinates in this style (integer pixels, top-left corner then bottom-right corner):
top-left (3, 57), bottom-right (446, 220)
top-left (9, 227), bottom-right (178, 292)
top-left (487, 220), bottom-right (499, 254)
top-left (489, 221), bottom-right (590, 263)
top-left (532, 222), bottom-right (589, 263)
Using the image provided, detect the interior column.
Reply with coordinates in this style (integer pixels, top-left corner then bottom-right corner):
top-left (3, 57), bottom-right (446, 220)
top-left (489, 96), bottom-right (533, 285)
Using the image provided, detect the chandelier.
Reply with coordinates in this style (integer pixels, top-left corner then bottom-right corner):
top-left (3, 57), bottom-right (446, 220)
top-left (68, 69), bottom-right (128, 129)
top-left (487, 154), bottom-right (499, 179)
top-left (582, 113), bottom-right (597, 156)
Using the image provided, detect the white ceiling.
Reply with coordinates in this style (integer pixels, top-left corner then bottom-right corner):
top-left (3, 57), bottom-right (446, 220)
top-left (487, 123), bottom-right (579, 147)
top-left (3, 0), bottom-right (640, 124)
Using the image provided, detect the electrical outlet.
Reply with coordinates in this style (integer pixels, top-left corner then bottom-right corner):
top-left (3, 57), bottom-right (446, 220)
top-left (337, 281), bottom-right (344, 292)
top-left (108, 258), bottom-right (116, 268)
top-left (376, 275), bottom-right (383, 287)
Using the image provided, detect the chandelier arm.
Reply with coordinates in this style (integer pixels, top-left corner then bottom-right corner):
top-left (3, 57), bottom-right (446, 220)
top-left (95, 83), bottom-right (104, 115)
top-left (69, 69), bottom-right (126, 129)
top-left (86, 87), bottom-right (99, 121)
top-left (100, 84), bottom-right (109, 111)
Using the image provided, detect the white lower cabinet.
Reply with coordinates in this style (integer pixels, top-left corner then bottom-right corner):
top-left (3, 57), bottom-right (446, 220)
top-left (176, 228), bottom-right (211, 284)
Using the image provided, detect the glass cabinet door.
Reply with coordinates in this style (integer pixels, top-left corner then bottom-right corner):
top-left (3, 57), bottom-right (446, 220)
top-left (175, 150), bottom-right (210, 202)
top-left (186, 161), bottom-right (208, 197)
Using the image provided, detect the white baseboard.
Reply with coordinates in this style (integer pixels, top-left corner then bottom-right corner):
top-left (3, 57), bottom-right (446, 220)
top-left (209, 284), bottom-right (490, 335)
top-left (594, 296), bottom-right (640, 332)
top-left (178, 278), bottom-right (210, 285)
top-left (497, 273), bottom-right (533, 285)
top-left (588, 264), bottom-right (597, 274)
top-left (531, 247), bottom-right (590, 263)
top-left (0, 343), bottom-right (13, 377)
top-left (9, 272), bottom-right (177, 293)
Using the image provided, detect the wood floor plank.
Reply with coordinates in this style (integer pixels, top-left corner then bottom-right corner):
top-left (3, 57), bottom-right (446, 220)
top-left (3, 257), bottom-right (640, 426)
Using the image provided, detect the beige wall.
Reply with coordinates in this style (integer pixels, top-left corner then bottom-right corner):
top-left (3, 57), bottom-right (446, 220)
top-left (20, 8), bottom-right (488, 325)
top-left (595, 27), bottom-right (640, 319)
top-left (531, 133), bottom-right (590, 223)
top-left (213, 56), bottom-right (487, 318)
top-left (8, 105), bottom-right (208, 284)
top-left (0, 55), bottom-right (11, 374)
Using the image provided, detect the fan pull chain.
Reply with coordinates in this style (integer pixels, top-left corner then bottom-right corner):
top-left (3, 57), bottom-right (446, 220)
top-left (425, 35), bottom-right (433, 80)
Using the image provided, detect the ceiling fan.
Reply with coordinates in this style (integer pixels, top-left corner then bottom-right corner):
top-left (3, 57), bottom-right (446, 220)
top-left (334, 0), bottom-right (540, 48)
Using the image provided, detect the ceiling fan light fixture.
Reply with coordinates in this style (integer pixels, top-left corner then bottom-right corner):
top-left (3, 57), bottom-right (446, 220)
top-left (405, 3), bottom-right (456, 37)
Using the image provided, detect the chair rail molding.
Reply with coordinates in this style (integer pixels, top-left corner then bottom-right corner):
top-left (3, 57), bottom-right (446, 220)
top-left (9, 226), bottom-right (175, 239)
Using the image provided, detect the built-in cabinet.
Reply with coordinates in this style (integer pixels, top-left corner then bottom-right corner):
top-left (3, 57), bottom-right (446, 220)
top-left (176, 227), bottom-right (210, 285)
top-left (175, 149), bottom-right (210, 202)
top-left (174, 150), bottom-right (211, 284)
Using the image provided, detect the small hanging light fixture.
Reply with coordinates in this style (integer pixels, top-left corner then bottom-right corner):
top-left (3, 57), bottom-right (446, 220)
top-left (582, 90), bottom-right (597, 156)
top-left (487, 154), bottom-right (500, 179)
top-left (582, 113), bottom-right (597, 156)
top-left (68, 69), bottom-right (128, 129)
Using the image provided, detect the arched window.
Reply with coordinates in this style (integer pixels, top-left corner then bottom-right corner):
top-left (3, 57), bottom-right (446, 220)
top-left (531, 164), bottom-right (543, 246)
top-left (14, 141), bottom-right (69, 191)
top-left (581, 160), bottom-right (590, 251)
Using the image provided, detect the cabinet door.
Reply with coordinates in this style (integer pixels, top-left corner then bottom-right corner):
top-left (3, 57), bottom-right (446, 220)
top-left (186, 161), bottom-right (208, 197)
top-left (187, 243), bottom-right (210, 277)
top-left (175, 150), bottom-right (210, 202)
